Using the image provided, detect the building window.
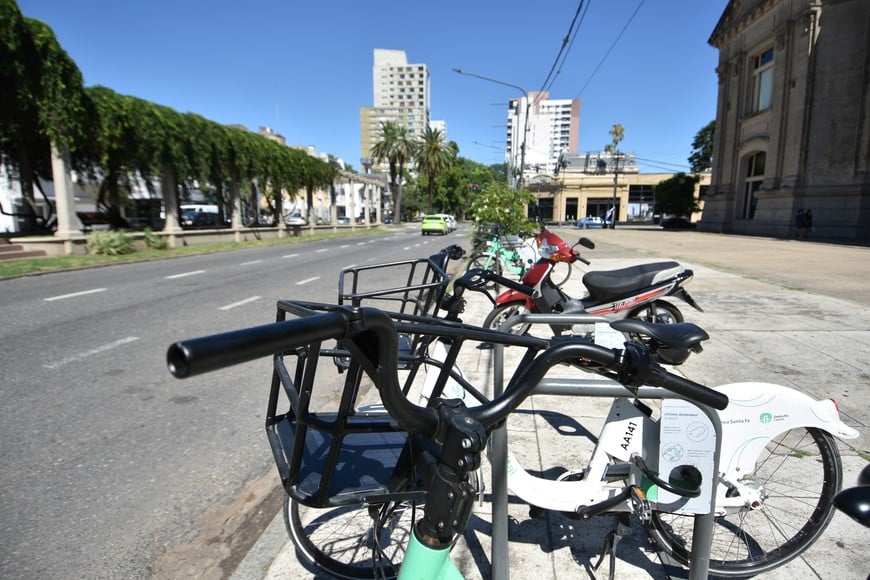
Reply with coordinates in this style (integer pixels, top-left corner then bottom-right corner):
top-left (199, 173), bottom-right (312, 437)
top-left (742, 151), bottom-right (766, 219)
top-left (752, 48), bottom-right (774, 113)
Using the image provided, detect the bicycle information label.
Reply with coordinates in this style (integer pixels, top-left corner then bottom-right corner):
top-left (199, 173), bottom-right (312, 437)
top-left (657, 399), bottom-right (717, 513)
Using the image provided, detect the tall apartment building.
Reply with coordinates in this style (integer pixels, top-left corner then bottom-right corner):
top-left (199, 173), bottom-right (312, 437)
top-left (507, 91), bottom-right (580, 182)
top-left (360, 49), bottom-right (431, 172)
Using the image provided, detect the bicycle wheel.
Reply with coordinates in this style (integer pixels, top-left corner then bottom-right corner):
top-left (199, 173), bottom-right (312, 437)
top-left (549, 262), bottom-right (573, 287)
top-left (285, 494), bottom-right (419, 579)
top-left (483, 301), bottom-right (531, 334)
top-left (647, 427), bottom-right (842, 577)
top-left (466, 253), bottom-right (502, 289)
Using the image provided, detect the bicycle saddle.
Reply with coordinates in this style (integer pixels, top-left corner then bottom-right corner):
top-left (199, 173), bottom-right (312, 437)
top-left (610, 319), bottom-right (709, 350)
top-left (610, 320), bottom-right (709, 365)
top-left (582, 261), bottom-right (683, 302)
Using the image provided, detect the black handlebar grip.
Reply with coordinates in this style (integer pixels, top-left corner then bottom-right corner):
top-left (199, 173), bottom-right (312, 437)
top-left (167, 310), bottom-right (350, 378)
top-left (649, 365), bottom-right (729, 410)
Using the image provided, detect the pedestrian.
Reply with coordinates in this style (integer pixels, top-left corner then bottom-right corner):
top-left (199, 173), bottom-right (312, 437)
top-left (804, 209), bottom-right (813, 237)
top-left (795, 209), bottom-right (806, 238)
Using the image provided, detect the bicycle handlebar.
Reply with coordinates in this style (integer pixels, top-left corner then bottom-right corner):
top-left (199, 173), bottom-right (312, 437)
top-left (167, 306), bottom-right (727, 441)
top-left (167, 310), bottom-right (351, 379)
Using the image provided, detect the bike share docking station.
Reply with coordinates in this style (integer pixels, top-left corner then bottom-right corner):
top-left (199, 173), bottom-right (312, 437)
top-left (489, 312), bottom-right (723, 580)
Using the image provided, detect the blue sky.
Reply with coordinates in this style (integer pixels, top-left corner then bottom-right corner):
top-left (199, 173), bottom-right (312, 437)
top-left (18, 0), bottom-right (727, 173)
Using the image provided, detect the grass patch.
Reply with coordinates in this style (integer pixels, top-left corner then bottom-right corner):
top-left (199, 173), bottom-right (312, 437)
top-left (0, 228), bottom-right (387, 279)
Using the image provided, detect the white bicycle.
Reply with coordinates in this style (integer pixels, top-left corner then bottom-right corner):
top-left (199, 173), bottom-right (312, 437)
top-left (277, 253), bottom-right (859, 579)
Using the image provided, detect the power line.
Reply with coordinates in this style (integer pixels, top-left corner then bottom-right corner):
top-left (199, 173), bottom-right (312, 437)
top-left (635, 156), bottom-right (691, 170)
top-left (538, 0), bottom-right (591, 95)
top-left (576, 0), bottom-right (646, 98)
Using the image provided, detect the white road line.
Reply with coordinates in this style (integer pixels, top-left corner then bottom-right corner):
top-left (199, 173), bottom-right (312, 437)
top-left (296, 276), bottom-right (319, 286)
top-left (282, 253), bottom-right (299, 259)
top-left (240, 260), bottom-right (263, 266)
top-left (316, 248), bottom-right (328, 253)
top-left (44, 288), bottom-right (106, 302)
top-left (357, 242), bottom-right (367, 246)
top-left (340, 244), bottom-right (351, 249)
top-left (218, 296), bottom-right (261, 311)
top-left (44, 336), bottom-right (139, 369)
top-left (165, 270), bottom-right (205, 280)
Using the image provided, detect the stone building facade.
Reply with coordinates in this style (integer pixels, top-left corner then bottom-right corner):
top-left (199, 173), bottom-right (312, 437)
top-left (700, 0), bottom-right (869, 240)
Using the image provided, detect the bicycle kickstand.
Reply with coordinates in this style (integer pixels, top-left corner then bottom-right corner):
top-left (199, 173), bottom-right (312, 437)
top-left (592, 512), bottom-right (632, 580)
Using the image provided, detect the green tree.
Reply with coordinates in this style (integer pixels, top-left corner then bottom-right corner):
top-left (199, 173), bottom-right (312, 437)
top-left (415, 126), bottom-right (455, 213)
top-left (688, 120), bottom-right (715, 173)
top-left (654, 172), bottom-right (701, 217)
top-left (1, 2), bottom-right (87, 231)
top-left (371, 121), bottom-right (417, 224)
top-left (467, 181), bottom-right (535, 235)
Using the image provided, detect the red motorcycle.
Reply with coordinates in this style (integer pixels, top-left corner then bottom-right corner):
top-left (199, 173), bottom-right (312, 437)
top-left (482, 228), bottom-right (703, 336)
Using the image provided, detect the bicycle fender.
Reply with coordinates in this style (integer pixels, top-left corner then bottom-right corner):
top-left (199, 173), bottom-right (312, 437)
top-left (715, 382), bottom-right (859, 479)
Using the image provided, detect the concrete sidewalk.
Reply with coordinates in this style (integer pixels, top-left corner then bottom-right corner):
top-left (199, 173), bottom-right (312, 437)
top-left (233, 229), bottom-right (870, 580)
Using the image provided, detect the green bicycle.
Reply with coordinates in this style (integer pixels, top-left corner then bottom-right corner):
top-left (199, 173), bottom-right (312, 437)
top-left (466, 225), bottom-right (572, 288)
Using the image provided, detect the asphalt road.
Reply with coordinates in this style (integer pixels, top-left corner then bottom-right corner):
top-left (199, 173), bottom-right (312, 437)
top-left (0, 225), bottom-right (475, 579)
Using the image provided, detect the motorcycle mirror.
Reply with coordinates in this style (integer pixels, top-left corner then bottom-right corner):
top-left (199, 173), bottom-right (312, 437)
top-left (576, 237), bottom-right (595, 250)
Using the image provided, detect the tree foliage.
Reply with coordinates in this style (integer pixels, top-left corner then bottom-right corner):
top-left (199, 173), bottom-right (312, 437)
top-left (654, 173), bottom-right (701, 217)
top-left (688, 120), bottom-right (714, 173)
top-left (467, 182), bottom-right (535, 235)
top-left (3, 0), bottom-right (336, 231)
top-left (414, 126), bottom-right (455, 213)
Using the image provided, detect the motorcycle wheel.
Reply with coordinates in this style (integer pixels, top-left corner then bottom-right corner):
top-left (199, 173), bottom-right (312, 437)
top-left (483, 302), bottom-right (532, 334)
top-left (626, 299), bottom-right (684, 324)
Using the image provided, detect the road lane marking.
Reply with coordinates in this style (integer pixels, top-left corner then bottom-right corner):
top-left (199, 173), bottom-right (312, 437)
top-left (44, 336), bottom-right (139, 369)
top-left (296, 276), bottom-right (319, 285)
top-left (218, 296), bottom-right (261, 310)
top-left (340, 244), bottom-right (351, 249)
top-left (316, 248), bottom-right (328, 253)
top-left (282, 253), bottom-right (299, 258)
top-left (44, 288), bottom-right (106, 302)
top-left (165, 270), bottom-right (205, 280)
top-left (240, 260), bottom-right (263, 266)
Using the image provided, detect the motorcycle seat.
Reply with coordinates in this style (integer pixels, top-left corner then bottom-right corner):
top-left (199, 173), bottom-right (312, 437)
top-left (582, 261), bottom-right (683, 303)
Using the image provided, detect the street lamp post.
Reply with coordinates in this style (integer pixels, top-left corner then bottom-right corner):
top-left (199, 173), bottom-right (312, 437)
top-left (610, 151), bottom-right (623, 229)
top-left (453, 68), bottom-right (530, 190)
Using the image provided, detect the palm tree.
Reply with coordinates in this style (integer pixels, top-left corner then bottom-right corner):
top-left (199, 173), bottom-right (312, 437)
top-left (371, 121), bottom-right (416, 224)
top-left (415, 126), bottom-right (454, 213)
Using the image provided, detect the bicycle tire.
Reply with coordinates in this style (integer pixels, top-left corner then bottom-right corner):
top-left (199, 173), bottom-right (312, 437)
top-left (285, 494), bottom-right (419, 579)
top-left (647, 426), bottom-right (842, 577)
top-left (549, 262), bottom-right (573, 287)
top-left (466, 253), bottom-right (502, 289)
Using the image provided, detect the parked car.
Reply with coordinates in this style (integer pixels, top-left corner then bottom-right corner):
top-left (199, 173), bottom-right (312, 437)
top-left (421, 214), bottom-right (449, 235)
top-left (383, 216), bottom-right (394, 224)
top-left (336, 216), bottom-right (351, 225)
top-left (576, 216), bottom-right (606, 229)
top-left (661, 216), bottom-right (695, 229)
top-left (285, 212), bottom-right (307, 226)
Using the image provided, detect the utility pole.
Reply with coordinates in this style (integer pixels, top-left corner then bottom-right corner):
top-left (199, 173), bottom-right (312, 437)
top-left (453, 68), bottom-right (530, 190)
top-left (605, 123), bottom-right (625, 229)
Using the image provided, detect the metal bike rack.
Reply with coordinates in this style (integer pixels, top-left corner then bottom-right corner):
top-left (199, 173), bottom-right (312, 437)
top-left (489, 312), bottom-right (723, 580)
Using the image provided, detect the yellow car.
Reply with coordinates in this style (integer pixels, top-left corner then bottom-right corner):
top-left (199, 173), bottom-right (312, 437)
top-left (421, 214), bottom-right (449, 235)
